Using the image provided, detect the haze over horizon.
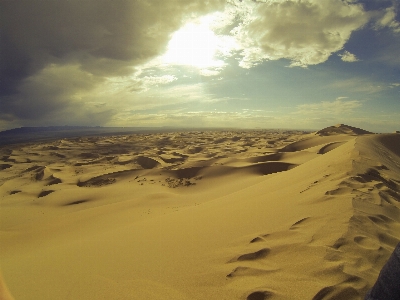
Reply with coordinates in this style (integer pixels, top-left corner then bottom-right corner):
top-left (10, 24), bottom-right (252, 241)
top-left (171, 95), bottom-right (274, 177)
top-left (1, 0), bottom-right (399, 133)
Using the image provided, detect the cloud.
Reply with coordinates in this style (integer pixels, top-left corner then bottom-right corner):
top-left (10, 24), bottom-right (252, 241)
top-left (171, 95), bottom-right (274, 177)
top-left (330, 78), bottom-right (385, 94)
top-left (108, 104), bottom-right (399, 132)
top-left (294, 98), bottom-right (362, 115)
top-left (339, 51), bottom-right (360, 62)
top-left (0, 0), bottom-right (225, 126)
top-left (111, 109), bottom-right (276, 128)
top-left (140, 75), bottom-right (177, 86)
top-left (199, 69), bottom-right (222, 76)
top-left (227, 0), bottom-right (369, 67)
top-left (374, 6), bottom-right (400, 33)
top-left (136, 75), bottom-right (178, 91)
top-left (110, 82), bottom-right (214, 115)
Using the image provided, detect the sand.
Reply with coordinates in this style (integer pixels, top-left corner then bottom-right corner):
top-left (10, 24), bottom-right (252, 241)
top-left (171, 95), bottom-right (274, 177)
top-left (0, 124), bottom-right (399, 299)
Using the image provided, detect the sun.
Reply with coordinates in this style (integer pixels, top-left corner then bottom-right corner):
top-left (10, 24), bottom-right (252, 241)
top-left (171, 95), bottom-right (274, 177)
top-left (162, 17), bottom-right (225, 69)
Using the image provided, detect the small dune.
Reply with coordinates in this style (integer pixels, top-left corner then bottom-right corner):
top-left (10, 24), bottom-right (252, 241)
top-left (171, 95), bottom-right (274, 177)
top-left (135, 156), bottom-right (160, 169)
top-left (242, 161), bottom-right (297, 175)
top-left (77, 176), bottom-right (116, 187)
top-left (185, 146), bottom-right (203, 154)
top-left (46, 175), bottom-right (62, 186)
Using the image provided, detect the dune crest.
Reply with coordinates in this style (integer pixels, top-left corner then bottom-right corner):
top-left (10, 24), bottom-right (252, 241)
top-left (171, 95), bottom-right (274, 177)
top-left (0, 127), bottom-right (399, 299)
top-left (316, 124), bottom-right (374, 136)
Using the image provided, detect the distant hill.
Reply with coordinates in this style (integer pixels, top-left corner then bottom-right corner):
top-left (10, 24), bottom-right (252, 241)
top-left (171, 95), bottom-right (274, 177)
top-left (0, 126), bottom-right (163, 146)
top-left (315, 124), bottom-right (374, 136)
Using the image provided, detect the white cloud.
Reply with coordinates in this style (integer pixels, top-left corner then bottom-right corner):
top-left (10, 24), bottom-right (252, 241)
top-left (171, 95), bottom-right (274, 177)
top-left (199, 69), bottom-right (221, 76)
top-left (227, 0), bottom-right (369, 67)
top-left (119, 73), bottom-right (178, 94)
top-left (110, 109), bottom-right (276, 128)
top-left (339, 51), bottom-right (359, 62)
top-left (375, 6), bottom-right (400, 33)
top-left (142, 75), bottom-right (177, 86)
top-left (330, 78), bottom-right (385, 94)
top-left (294, 98), bottom-right (362, 115)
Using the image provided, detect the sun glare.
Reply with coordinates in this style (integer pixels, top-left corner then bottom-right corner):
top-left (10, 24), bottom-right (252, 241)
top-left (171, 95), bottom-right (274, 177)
top-left (162, 17), bottom-right (225, 69)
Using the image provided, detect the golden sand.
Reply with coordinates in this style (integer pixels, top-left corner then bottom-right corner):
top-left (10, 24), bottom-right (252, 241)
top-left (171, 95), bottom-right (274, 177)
top-left (1, 125), bottom-right (399, 299)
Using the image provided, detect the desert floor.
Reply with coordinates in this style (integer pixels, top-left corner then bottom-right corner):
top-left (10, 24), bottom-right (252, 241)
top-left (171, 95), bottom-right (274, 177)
top-left (1, 125), bottom-right (400, 300)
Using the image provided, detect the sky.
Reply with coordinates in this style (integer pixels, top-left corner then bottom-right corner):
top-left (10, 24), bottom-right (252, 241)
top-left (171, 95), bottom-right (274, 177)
top-left (1, 0), bottom-right (399, 132)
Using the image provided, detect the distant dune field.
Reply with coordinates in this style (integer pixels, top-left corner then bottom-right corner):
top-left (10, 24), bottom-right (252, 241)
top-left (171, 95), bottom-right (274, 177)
top-left (1, 124), bottom-right (400, 300)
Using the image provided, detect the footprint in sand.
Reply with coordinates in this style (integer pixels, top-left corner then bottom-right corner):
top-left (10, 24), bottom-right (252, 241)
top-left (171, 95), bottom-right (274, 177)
top-left (312, 285), bottom-right (360, 300)
top-left (353, 236), bottom-right (381, 250)
top-left (249, 237), bottom-right (266, 243)
top-left (289, 217), bottom-right (311, 230)
top-left (226, 266), bottom-right (277, 278)
top-left (246, 290), bottom-right (274, 300)
top-left (377, 232), bottom-right (400, 248)
top-left (9, 190), bottom-right (21, 195)
top-left (229, 248), bottom-right (271, 263)
top-left (63, 200), bottom-right (89, 206)
top-left (324, 187), bottom-right (353, 196)
top-left (38, 190), bottom-right (54, 198)
top-left (368, 214), bottom-right (393, 229)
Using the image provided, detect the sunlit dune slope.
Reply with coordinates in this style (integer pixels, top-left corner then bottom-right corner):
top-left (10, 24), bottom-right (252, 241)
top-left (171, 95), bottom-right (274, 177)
top-left (0, 127), bottom-right (399, 300)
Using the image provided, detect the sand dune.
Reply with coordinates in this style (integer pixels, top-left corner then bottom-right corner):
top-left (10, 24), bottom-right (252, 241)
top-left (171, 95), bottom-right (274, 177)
top-left (315, 124), bottom-right (374, 136)
top-left (0, 127), bottom-right (399, 299)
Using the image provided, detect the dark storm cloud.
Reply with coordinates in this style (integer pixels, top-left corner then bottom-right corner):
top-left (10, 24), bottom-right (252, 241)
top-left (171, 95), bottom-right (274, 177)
top-left (0, 0), bottom-right (225, 126)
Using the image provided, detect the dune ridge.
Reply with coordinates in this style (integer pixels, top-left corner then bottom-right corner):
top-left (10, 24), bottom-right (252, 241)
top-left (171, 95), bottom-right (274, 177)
top-left (0, 127), bottom-right (399, 299)
top-left (318, 134), bottom-right (400, 297)
top-left (315, 124), bottom-right (374, 136)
